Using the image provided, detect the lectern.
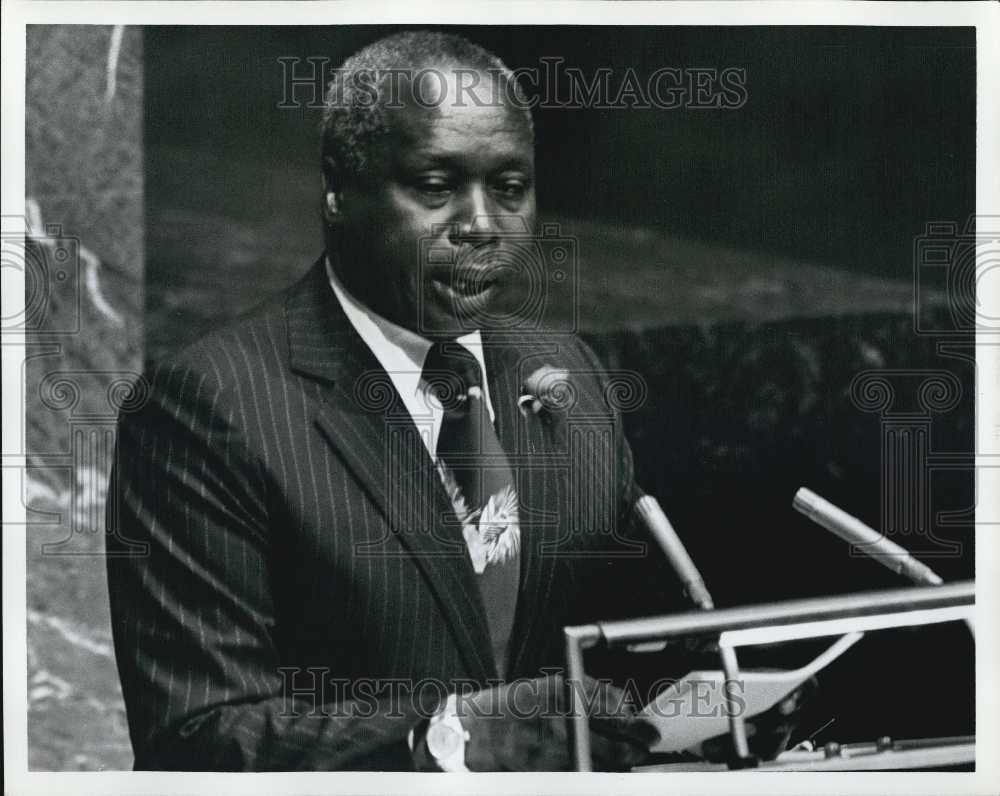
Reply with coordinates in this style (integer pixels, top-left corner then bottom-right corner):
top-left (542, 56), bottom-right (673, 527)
top-left (564, 580), bottom-right (975, 771)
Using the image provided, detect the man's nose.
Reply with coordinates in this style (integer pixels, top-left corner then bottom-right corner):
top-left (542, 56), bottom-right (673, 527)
top-left (451, 185), bottom-right (503, 245)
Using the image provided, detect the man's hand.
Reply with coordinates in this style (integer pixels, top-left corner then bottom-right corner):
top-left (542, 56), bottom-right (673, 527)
top-left (415, 674), bottom-right (659, 771)
top-left (696, 676), bottom-right (819, 763)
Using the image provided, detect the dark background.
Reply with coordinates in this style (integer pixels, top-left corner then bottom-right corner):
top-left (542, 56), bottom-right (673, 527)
top-left (146, 25), bottom-right (974, 281)
top-left (144, 26), bottom-right (975, 755)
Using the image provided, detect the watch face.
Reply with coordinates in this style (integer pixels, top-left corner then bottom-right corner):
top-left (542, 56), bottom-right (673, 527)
top-left (427, 722), bottom-right (461, 759)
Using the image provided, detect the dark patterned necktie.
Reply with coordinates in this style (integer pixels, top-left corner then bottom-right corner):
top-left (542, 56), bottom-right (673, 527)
top-left (423, 341), bottom-right (520, 678)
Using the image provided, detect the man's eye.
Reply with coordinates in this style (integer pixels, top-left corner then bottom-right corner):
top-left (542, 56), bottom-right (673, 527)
top-left (495, 180), bottom-right (529, 198)
top-left (415, 179), bottom-right (452, 195)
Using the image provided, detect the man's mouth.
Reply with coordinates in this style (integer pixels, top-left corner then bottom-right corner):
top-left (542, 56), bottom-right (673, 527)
top-left (430, 266), bottom-right (503, 300)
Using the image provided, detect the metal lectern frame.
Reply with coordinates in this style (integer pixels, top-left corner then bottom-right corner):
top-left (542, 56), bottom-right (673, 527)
top-left (564, 580), bottom-right (975, 772)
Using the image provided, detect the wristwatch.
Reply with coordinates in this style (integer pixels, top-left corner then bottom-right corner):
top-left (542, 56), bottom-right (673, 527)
top-left (425, 693), bottom-right (470, 772)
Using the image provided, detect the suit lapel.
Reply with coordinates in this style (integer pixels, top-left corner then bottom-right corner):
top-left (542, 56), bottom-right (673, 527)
top-left (286, 259), bottom-right (496, 682)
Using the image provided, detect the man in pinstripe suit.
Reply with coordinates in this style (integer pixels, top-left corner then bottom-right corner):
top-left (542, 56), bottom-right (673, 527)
top-left (107, 31), bottom-right (660, 771)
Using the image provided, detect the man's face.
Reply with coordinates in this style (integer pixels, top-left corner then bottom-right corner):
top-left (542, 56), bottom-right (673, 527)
top-left (330, 68), bottom-right (537, 337)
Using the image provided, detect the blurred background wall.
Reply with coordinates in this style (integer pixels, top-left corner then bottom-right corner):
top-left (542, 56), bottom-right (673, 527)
top-left (24, 24), bottom-right (143, 769)
top-left (24, 24), bottom-right (975, 770)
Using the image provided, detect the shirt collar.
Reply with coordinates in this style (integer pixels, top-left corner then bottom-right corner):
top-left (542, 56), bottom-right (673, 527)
top-left (324, 255), bottom-right (495, 424)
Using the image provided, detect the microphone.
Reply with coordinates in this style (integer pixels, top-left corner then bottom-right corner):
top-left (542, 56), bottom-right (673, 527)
top-left (634, 494), bottom-right (714, 610)
top-left (792, 487), bottom-right (943, 586)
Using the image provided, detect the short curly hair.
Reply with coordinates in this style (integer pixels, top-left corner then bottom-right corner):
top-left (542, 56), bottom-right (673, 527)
top-left (321, 30), bottom-right (534, 180)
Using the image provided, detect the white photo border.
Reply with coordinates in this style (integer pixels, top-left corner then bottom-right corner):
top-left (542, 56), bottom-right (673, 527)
top-left (3, 3), bottom-right (998, 795)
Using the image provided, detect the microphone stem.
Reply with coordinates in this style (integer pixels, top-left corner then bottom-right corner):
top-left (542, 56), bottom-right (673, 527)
top-left (635, 495), bottom-right (714, 611)
top-left (793, 488), bottom-right (974, 639)
top-left (793, 488), bottom-right (942, 585)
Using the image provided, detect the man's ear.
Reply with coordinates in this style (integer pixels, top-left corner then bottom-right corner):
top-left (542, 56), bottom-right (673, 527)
top-left (321, 155), bottom-right (343, 225)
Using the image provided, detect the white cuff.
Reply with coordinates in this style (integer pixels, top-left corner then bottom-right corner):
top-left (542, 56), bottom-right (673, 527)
top-left (425, 693), bottom-right (470, 772)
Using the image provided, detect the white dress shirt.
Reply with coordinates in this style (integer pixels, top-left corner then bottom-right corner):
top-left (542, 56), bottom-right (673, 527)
top-left (325, 257), bottom-right (496, 460)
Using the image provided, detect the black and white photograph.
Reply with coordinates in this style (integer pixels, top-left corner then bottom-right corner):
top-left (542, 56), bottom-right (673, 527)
top-left (3, 3), bottom-right (998, 794)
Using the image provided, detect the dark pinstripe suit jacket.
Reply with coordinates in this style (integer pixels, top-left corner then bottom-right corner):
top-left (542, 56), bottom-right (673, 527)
top-left (106, 257), bottom-right (645, 770)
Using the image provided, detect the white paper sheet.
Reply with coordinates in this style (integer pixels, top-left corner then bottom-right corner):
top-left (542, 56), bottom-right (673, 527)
top-left (641, 632), bottom-right (863, 753)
